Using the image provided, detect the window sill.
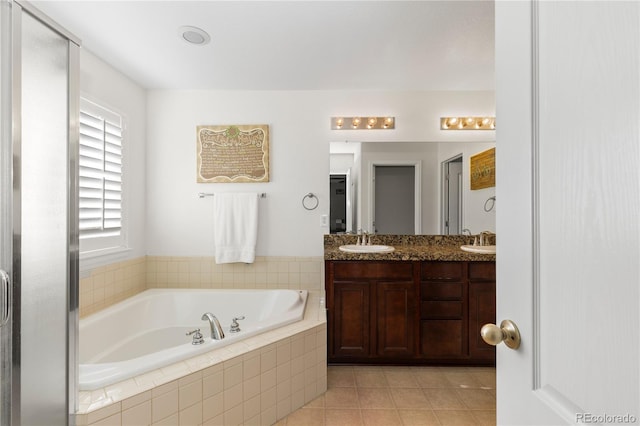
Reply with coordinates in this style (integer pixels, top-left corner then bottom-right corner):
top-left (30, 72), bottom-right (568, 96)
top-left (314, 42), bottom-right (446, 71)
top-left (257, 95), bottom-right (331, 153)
top-left (79, 246), bottom-right (133, 277)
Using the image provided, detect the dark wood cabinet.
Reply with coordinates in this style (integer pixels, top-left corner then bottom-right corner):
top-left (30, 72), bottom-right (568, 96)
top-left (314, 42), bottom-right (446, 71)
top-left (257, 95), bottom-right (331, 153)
top-left (326, 259), bottom-right (495, 365)
top-left (376, 281), bottom-right (416, 357)
top-left (468, 262), bottom-right (496, 360)
top-left (327, 261), bottom-right (417, 362)
top-left (420, 262), bottom-right (467, 359)
top-left (332, 281), bottom-right (370, 357)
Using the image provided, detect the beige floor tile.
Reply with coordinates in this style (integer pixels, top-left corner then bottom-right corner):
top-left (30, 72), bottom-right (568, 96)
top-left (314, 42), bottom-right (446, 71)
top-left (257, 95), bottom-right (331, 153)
top-left (357, 388), bottom-right (395, 409)
top-left (361, 409), bottom-right (402, 426)
top-left (383, 369), bottom-right (420, 388)
top-left (284, 407), bottom-right (326, 426)
top-left (423, 388), bottom-right (466, 410)
top-left (456, 389), bottom-right (496, 410)
top-left (390, 388), bottom-right (431, 409)
top-left (304, 395), bottom-right (325, 408)
top-left (469, 370), bottom-right (497, 389)
top-left (471, 409), bottom-right (497, 426)
top-left (397, 409), bottom-right (440, 426)
top-left (434, 409), bottom-right (480, 426)
top-left (354, 370), bottom-right (388, 388)
top-left (282, 366), bottom-right (497, 426)
top-left (327, 367), bottom-right (356, 388)
top-left (411, 368), bottom-right (452, 388)
top-left (324, 387), bottom-right (360, 409)
top-left (325, 409), bottom-right (363, 426)
top-left (443, 371), bottom-right (484, 389)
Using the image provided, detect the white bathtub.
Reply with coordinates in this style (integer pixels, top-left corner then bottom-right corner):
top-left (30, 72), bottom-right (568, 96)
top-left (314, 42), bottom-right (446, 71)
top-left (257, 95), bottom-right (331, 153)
top-left (79, 288), bottom-right (308, 390)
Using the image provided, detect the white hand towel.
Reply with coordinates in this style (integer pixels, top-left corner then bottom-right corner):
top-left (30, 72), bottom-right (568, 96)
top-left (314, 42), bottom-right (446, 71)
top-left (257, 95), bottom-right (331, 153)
top-left (213, 193), bottom-right (259, 264)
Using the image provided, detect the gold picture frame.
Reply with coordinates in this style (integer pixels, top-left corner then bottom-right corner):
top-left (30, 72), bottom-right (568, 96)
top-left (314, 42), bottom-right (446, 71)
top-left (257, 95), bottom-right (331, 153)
top-left (470, 147), bottom-right (495, 190)
top-left (196, 124), bottom-right (270, 183)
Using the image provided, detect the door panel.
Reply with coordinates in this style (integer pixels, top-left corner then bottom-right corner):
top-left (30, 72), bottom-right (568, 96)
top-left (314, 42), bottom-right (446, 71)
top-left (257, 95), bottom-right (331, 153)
top-left (496, 1), bottom-right (639, 423)
top-left (332, 282), bottom-right (370, 357)
top-left (373, 165), bottom-right (415, 234)
top-left (376, 282), bottom-right (416, 357)
top-left (20, 9), bottom-right (71, 425)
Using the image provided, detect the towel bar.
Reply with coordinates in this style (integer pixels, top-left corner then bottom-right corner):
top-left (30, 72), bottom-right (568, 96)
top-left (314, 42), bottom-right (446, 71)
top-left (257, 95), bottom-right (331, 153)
top-left (198, 192), bottom-right (266, 198)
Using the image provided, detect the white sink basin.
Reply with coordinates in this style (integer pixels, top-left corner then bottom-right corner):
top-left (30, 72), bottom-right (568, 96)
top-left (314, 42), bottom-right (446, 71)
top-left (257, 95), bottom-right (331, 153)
top-left (339, 244), bottom-right (395, 254)
top-left (461, 245), bottom-right (496, 254)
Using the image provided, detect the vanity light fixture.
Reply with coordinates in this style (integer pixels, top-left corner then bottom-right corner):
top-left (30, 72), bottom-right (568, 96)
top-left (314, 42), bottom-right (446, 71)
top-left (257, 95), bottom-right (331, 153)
top-left (441, 116), bottom-right (495, 130)
top-left (331, 116), bottom-right (395, 130)
top-left (178, 26), bottom-right (211, 46)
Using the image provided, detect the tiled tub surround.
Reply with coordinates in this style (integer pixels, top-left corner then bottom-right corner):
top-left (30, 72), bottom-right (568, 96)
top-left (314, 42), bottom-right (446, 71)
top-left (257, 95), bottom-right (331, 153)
top-left (80, 257), bottom-right (147, 317)
top-left (79, 256), bottom-right (323, 317)
top-left (324, 234), bottom-right (496, 262)
top-left (75, 291), bottom-right (327, 426)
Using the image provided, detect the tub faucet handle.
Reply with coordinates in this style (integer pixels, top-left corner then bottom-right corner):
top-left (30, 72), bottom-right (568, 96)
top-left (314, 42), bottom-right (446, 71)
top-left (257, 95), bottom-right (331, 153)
top-left (186, 328), bottom-right (204, 345)
top-left (230, 316), bottom-right (245, 333)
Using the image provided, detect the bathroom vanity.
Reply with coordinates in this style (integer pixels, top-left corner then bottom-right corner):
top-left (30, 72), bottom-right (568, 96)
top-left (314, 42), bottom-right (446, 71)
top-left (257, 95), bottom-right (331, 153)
top-left (324, 234), bottom-right (496, 365)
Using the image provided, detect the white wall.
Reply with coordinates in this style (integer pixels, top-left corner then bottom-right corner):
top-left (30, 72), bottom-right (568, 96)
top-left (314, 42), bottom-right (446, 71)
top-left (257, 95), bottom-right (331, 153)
top-left (145, 90), bottom-right (495, 257)
top-left (438, 142), bottom-right (496, 234)
top-left (79, 50), bottom-right (147, 268)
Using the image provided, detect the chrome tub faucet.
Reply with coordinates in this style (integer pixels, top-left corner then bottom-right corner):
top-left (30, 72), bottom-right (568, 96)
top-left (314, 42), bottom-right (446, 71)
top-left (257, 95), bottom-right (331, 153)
top-left (201, 312), bottom-right (225, 340)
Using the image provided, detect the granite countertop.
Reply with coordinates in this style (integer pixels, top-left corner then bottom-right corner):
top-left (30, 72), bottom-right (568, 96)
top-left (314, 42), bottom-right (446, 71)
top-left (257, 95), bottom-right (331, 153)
top-left (324, 234), bottom-right (496, 262)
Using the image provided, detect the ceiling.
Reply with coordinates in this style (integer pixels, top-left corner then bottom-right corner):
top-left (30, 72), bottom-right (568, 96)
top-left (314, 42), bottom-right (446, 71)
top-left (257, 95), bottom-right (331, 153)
top-left (32, 0), bottom-right (495, 91)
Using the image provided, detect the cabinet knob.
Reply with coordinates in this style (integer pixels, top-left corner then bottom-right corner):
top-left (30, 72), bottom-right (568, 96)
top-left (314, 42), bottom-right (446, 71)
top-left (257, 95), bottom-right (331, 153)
top-left (481, 319), bottom-right (521, 350)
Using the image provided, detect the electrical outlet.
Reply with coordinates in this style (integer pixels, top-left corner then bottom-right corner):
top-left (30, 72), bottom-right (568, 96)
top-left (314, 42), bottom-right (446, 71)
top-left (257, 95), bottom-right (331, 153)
top-left (320, 214), bottom-right (328, 227)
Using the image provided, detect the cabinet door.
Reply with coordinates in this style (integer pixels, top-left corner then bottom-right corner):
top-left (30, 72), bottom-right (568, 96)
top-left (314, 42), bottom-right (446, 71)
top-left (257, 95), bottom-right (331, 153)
top-left (376, 281), bottom-right (416, 357)
top-left (468, 262), bottom-right (496, 360)
top-left (332, 281), bottom-right (371, 358)
top-left (468, 280), bottom-right (496, 360)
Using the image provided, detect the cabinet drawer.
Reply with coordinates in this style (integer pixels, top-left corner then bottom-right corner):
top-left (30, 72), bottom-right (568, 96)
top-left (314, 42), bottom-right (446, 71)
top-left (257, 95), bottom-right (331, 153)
top-left (333, 261), bottom-right (414, 280)
top-left (421, 262), bottom-right (463, 281)
top-left (469, 262), bottom-right (496, 281)
top-left (420, 301), bottom-right (462, 319)
top-left (421, 282), bottom-right (462, 299)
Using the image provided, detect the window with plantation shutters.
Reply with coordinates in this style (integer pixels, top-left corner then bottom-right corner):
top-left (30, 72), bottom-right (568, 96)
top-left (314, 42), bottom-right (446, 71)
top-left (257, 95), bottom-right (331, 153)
top-left (79, 98), bottom-right (126, 253)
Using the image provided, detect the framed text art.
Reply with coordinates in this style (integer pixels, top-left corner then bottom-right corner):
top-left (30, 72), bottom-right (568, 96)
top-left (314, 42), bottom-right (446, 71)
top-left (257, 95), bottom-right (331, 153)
top-left (196, 124), bottom-right (270, 183)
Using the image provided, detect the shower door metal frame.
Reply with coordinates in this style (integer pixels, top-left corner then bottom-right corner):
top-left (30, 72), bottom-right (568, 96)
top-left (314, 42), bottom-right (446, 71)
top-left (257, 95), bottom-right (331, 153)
top-left (2, 0), bottom-right (80, 423)
top-left (0, 0), bottom-right (15, 424)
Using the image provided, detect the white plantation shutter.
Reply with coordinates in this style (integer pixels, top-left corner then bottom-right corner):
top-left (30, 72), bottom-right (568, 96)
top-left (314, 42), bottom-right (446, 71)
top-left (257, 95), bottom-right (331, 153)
top-left (79, 99), bottom-right (124, 248)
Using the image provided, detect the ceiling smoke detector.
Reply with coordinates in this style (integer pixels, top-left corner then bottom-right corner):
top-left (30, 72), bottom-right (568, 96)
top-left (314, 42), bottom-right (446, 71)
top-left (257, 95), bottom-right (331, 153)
top-left (178, 26), bottom-right (210, 46)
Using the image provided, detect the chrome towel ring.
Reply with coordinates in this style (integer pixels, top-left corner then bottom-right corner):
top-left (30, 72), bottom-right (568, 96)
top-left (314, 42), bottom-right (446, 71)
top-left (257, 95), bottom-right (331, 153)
top-left (484, 196), bottom-right (496, 212)
top-left (302, 193), bottom-right (319, 210)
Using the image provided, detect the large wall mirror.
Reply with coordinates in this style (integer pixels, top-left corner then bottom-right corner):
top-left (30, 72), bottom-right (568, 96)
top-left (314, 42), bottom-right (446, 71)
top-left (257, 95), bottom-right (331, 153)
top-left (329, 141), bottom-right (496, 235)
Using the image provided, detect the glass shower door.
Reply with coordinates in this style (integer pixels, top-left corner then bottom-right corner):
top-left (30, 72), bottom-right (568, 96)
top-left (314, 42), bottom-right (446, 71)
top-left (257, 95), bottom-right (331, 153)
top-left (0, 1), bottom-right (80, 423)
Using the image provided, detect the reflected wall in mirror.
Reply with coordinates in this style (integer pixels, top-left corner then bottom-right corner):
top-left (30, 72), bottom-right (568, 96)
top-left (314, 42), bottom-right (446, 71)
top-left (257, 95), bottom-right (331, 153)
top-left (329, 141), bottom-right (496, 235)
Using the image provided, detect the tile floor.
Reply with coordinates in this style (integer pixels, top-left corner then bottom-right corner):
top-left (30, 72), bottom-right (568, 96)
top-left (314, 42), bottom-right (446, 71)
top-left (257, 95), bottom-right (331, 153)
top-left (276, 365), bottom-right (496, 426)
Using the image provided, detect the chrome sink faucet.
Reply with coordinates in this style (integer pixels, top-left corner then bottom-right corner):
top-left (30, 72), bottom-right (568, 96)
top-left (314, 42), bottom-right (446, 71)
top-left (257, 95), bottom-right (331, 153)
top-left (201, 312), bottom-right (225, 340)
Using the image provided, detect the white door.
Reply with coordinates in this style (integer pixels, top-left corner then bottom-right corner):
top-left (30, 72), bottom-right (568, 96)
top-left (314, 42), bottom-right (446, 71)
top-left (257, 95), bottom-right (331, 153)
top-left (442, 157), bottom-right (463, 235)
top-left (496, 1), bottom-right (639, 424)
top-left (373, 165), bottom-right (415, 234)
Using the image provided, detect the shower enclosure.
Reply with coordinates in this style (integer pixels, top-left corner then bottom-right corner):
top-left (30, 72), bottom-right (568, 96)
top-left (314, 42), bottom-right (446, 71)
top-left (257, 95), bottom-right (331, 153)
top-left (1, 1), bottom-right (79, 424)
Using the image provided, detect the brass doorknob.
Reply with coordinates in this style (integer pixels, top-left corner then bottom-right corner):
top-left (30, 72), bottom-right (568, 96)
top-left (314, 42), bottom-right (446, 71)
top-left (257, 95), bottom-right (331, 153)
top-left (481, 319), bottom-right (521, 349)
